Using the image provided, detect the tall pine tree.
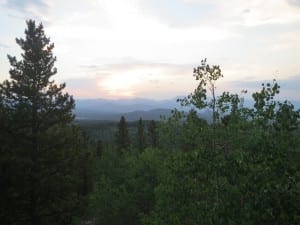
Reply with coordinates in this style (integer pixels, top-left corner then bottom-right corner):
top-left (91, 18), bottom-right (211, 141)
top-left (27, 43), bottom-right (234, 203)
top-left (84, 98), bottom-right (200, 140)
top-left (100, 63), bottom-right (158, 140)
top-left (115, 116), bottom-right (130, 153)
top-left (0, 20), bottom-right (89, 225)
top-left (136, 118), bottom-right (146, 152)
top-left (148, 120), bottom-right (158, 148)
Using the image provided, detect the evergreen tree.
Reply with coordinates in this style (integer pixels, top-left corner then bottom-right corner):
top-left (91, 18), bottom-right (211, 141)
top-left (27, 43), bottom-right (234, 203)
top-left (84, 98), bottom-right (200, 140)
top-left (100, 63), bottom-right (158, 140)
top-left (181, 109), bottom-right (208, 152)
top-left (96, 139), bottom-right (103, 157)
top-left (115, 116), bottom-right (130, 153)
top-left (148, 120), bottom-right (158, 148)
top-left (136, 118), bottom-right (146, 152)
top-left (0, 20), bottom-right (89, 225)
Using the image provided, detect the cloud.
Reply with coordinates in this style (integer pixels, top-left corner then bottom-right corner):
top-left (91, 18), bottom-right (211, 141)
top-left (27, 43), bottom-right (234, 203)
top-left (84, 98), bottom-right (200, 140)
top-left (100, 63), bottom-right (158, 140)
top-left (242, 8), bottom-right (251, 14)
top-left (181, 0), bottom-right (300, 27)
top-left (223, 75), bottom-right (300, 101)
top-left (79, 60), bottom-right (192, 81)
top-left (1, 0), bottom-right (300, 100)
top-left (226, 75), bottom-right (300, 90)
top-left (64, 78), bottom-right (102, 99)
top-left (8, 0), bottom-right (296, 30)
top-left (286, 0), bottom-right (300, 7)
top-left (0, 0), bottom-right (51, 24)
top-left (0, 42), bottom-right (9, 48)
top-left (3, 0), bottom-right (49, 14)
top-left (270, 30), bottom-right (300, 51)
top-left (66, 65), bottom-right (300, 101)
top-left (66, 61), bottom-right (194, 99)
top-left (138, 0), bottom-right (212, 28)
top-left (231, 1), bottom-right (300, 26)
top-left (278, 75), bottom-right (300, 89)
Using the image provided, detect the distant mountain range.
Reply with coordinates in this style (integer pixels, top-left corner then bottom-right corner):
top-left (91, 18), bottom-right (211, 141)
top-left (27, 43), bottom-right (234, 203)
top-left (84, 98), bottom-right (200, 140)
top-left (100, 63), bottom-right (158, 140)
top-left (74, 98), bottom-right (186, 121)
top-left (74, 98), bottom-right (183, 113)
top-left (74, 97), bottom-right (300, 121)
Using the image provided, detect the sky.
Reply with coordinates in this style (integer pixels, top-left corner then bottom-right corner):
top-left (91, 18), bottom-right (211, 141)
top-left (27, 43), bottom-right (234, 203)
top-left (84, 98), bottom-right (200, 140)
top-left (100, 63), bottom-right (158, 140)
top-left (0, 0), bottom-right (300, 100)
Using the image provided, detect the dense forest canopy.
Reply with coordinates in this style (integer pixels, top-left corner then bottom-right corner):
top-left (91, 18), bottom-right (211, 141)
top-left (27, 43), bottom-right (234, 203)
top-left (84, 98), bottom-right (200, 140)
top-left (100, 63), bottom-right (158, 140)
top-left (0, 20), bottom-right (299, 225)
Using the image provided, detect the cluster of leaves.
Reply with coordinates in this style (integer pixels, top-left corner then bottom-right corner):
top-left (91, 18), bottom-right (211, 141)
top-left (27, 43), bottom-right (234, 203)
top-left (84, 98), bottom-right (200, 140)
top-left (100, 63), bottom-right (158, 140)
top-left (90, 59), bottom-right (300, 225)
top-left (146, 60), bottom-right (300, 225)
top-left (90, 148), bottom-right (166, 225)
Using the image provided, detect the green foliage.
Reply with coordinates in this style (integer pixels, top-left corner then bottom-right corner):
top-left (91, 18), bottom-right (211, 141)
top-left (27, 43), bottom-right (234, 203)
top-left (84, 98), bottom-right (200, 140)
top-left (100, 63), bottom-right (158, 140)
top-left (67, 59), bottom-right (300, 225)
top-left (136, 118), bottom-right (146, 152)
top-left (147, 120), bottom-right (158, 148)
top-left (178, 58), bottom-right (223, 125)
top-left (144, 143), bottom-right (299, 225)
top-left (140, 62), bottom-right (300, 225)
top-left (159, 108), bottom-right (185, 151)
top-left (179, 109), bottom-right (209, 152)
top-left (0, 20), bottom-right (92, 225)
top-left (159, 108), bottom-right (210, 152)
top-left (115, 116), bottom-right (131, 153)
top-left (3, 23), bottom-right (296, 225)
top-left (96, 139), bottom-right (103, 157)
top-left (252, 80), bottom-right (281, 128)
top-left (90, 148), bottom-right (166, 225)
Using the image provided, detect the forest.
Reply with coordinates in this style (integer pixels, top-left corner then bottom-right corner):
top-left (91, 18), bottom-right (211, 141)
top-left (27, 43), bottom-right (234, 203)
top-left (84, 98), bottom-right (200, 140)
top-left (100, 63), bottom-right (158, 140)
top-left (0, 20), bottom-right (299, 225)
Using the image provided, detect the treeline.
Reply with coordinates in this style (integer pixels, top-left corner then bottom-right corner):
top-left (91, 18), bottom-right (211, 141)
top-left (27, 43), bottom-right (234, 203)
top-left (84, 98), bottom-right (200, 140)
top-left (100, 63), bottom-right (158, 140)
top-left (91, 60), bottom-right (300, 225)
top-left (0, 20), bottom-right (299, 225)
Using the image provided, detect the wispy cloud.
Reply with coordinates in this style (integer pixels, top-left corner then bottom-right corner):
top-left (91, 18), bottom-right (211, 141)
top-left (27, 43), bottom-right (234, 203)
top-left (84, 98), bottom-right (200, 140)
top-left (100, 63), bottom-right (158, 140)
top-left (183, 0), bottom-right (300, 27)
top-left (66, 61), bottom-right (194, 99)
top-left (1, 0), bottom-right (300, 100)
top-left (0, 42), bottom-right (9, 48)
top-left (223, 74), bottom-right (300, 100)
top-left (270, 30), bottom-right (300, 51)
top-left (138, 0), bottom-right (212, 28)
top-left (279, 74), bottom-right (300, 90)
top-left (2, 0), bottom-right (49, 14)
top-left (286, 0), bottom-right (300, 7)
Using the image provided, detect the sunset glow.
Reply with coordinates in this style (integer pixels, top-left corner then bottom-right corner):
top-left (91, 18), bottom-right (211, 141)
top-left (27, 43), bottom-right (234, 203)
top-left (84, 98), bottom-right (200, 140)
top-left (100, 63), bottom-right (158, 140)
top-left (0, 0), bottom-right (300, 100)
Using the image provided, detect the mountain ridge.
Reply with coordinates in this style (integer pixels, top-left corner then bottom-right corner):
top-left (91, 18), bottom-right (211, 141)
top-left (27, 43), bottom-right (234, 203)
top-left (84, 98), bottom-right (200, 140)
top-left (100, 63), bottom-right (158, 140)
top-left (74, 97), bottom-right (300, 121)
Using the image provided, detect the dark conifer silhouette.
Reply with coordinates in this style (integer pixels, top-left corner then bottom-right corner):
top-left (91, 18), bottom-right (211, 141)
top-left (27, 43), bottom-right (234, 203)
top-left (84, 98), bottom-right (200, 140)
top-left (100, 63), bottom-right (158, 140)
top-left (0, 20), bottom-right (89, 225)
top-left (115, 116), bottom-right (130, 153)
top-left (136, 118), bottom-right (146, 152)
top-left (96, 139), bottom-right (103, 157)
top-left (148, 120), bottom-right (158, 148)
